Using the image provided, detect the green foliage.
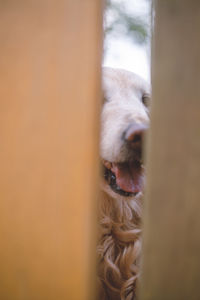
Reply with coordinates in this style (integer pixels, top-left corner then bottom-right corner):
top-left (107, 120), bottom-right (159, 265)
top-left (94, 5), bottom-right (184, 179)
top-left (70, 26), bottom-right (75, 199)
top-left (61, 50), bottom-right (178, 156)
top-left (104, 0), bottom-right (150, 45)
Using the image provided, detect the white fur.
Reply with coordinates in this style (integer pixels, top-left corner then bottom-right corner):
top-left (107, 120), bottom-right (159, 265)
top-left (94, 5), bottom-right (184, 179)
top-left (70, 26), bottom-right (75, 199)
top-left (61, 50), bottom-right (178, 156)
top-left (101, 67), bottom-right (150, 163)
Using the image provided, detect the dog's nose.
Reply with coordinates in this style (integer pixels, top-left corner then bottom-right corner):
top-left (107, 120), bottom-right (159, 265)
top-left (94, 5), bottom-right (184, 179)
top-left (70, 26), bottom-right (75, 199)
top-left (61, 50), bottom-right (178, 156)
top-left (124, 123), bottom-right (148, 150)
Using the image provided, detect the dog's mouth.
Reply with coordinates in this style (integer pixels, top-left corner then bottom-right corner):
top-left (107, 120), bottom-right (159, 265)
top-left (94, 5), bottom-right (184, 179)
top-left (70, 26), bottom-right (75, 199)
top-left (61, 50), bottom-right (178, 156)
top-left (103, 160), bottom-right (144, 197)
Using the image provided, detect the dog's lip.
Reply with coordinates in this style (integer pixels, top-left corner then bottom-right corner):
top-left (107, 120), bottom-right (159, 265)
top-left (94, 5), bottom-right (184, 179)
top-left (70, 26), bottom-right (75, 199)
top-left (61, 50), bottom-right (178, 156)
top-left (102, 159), bottom-right (144, 195)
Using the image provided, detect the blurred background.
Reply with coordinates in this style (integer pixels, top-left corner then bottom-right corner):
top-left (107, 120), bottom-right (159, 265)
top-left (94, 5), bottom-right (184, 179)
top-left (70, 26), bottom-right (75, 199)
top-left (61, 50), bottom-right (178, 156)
top-left (103, 0), bottom-right (151, 81)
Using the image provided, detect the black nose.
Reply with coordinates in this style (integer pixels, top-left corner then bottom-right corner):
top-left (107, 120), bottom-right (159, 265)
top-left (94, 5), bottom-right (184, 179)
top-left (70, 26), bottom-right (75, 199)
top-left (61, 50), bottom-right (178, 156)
top-left (124, 123), bottom-right (148, 151)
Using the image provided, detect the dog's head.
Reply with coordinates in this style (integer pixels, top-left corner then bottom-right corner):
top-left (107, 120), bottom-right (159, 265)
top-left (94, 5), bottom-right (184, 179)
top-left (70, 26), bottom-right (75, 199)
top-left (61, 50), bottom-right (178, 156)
top-left (101, 67), bottom-right (151, 200)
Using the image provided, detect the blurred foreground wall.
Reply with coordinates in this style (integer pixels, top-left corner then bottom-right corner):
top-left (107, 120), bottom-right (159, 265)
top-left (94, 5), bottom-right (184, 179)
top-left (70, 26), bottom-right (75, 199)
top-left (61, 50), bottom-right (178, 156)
top-left (140, 1), bottom-right (200, 300)
top-left (0, 1), bottom-right (102, 300)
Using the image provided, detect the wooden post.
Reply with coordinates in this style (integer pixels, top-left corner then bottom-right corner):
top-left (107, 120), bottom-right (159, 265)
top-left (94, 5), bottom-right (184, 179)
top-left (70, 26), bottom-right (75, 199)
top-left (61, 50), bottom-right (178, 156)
top-left (0, 1), bottom-right (102, 300)
top-left (140, 1), bottom-right (200, 300)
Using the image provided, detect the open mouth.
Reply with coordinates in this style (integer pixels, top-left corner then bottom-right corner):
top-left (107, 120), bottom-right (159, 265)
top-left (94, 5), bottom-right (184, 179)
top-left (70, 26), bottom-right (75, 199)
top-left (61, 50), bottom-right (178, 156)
top-left (103, 160), bottom-right (144, 197)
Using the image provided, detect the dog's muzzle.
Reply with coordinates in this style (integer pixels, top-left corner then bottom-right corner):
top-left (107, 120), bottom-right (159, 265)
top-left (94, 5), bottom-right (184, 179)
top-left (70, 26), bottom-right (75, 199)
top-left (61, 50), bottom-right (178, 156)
top-left (103, 123), bottom-right (148, 197)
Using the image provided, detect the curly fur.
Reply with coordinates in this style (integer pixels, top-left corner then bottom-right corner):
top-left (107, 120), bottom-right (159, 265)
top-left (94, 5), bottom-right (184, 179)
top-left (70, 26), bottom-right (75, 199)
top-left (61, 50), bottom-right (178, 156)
top-left (97, 189), bottom-right (142, 300)
top-left (97, 68), bottom-right (150, 300)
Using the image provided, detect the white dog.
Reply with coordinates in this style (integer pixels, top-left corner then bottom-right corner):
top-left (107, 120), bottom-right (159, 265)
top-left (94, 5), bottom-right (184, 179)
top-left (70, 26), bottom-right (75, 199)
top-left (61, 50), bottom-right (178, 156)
top-left (97, 67), bottom-right (150, 300)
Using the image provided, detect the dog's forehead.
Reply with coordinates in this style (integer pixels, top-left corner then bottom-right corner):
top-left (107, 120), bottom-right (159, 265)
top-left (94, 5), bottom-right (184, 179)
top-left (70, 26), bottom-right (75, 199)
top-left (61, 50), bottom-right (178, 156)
top-left (102, 67), bottom-right (150, 101)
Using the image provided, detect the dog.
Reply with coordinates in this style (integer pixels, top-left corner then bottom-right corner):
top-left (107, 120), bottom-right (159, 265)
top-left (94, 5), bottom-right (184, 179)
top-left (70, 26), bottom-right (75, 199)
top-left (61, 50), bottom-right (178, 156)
top-left (97, 67), bottom-right (151, 300)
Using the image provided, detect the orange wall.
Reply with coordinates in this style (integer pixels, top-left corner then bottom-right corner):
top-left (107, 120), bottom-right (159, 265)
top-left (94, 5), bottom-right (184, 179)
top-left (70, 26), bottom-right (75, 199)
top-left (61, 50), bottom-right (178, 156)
top-left (0, 1), bottom-right (102, 299)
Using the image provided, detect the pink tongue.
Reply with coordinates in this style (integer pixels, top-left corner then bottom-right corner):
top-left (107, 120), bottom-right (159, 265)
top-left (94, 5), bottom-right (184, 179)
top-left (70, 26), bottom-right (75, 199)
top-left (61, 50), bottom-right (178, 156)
top-left (111, 162), bottom-right (142, 194)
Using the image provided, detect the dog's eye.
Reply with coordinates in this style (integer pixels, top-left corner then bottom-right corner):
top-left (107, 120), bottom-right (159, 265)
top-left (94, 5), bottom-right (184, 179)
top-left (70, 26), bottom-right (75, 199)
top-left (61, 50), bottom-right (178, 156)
top-left (142, 94), bottom-right (151, 107)
top-left (102, 91), bottom-right (108, 103)
top-left (103, 96), bottom-right (107, 103)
